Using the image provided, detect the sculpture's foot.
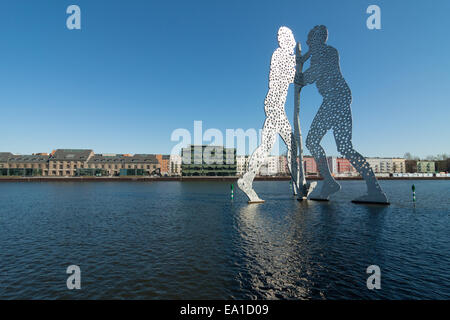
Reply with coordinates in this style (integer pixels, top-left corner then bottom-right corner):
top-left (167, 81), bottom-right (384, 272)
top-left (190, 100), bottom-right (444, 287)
top-left (238, 177), bottom-right (264, 203)
top-left (352, 191), bottom-right (390, 205)
top-left (309, 180), bottom-right (340, 201)
top-left (248, 199), bottom-right (265, 204)
top-left (305, 181), bottom-right (318, 199)
top-left (297, 181), bottom-right (318, 201)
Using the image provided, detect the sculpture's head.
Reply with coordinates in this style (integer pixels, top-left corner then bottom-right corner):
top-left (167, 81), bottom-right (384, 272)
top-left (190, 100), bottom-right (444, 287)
top-left (278, 26), bottom-right (295, 51)
top-left (306, 25), bottom-right (328, 48)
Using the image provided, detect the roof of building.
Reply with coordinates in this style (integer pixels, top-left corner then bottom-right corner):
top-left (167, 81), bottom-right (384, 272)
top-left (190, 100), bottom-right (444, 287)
top-left (50, 149), bottom-right (94, 161)
top-left (131, 154), bottom-right (159, 163)
top-left (88, 154), bottom-right (130, 163)
top-left (7, 154), bottom-right (49, 163)
top-left (87, 154), bottom-right (159, 164)
top-left (0, 152), bottom-right (13, 162)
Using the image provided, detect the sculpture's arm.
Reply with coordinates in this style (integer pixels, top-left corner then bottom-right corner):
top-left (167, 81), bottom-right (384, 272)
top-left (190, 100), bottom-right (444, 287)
top-left (296, 50), bottom-right (311, 65)
top-left (295, 64), bottom-right (317, 87)
top-left (302, 65), bottom-right (318, 85)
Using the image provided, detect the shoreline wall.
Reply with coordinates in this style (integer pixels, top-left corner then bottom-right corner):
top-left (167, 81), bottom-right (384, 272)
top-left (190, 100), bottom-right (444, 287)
top-left (0, 176), bottom-right (448, 182)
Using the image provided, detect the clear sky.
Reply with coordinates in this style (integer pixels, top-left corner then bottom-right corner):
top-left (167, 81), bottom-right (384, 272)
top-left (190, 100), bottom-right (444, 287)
top-left (0, 0), bottom-right (449, 158)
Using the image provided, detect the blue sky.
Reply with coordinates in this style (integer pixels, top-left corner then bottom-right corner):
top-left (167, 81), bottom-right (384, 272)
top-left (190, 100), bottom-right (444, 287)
top-left (0, 0), bottom-right (448, 157)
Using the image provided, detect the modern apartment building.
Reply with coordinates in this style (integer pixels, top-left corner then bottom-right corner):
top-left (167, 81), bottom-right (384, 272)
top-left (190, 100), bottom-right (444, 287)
top-left (237, 155), bottom-right (289, 177)
top-left (304, 156), bottom-right (318, 175)
top-left (366, 158), bottom-right (392, 174)
top-left (181, 145), bottom-right (236, 176)
top-left (336, 157), bottom-right (356, 174)
top-left (278, 156), bottom-right (289, 176)
top-left (324, 156), bottom-right (356, 176)
top-left (417, 160), bottom-right (435, 173)
top-left (260, 156), bottom-right (280, 176)
top-left (236, 155), bottom-right (249, 176)
top-left (169, 154), bottom-right (182, 176)
top-left (392, 158), bottom-right (406, 173)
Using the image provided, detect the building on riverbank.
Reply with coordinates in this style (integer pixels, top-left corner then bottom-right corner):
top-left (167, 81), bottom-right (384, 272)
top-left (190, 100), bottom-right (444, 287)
top-left (259, 156), bottom-right (280, 176)
top-left (0, 149), bottom-right (160, 177)
top-left (1, 149), bottom-right (446, 177)
top-left (0, 153), bottom-right (48, 176)
top-left (181, 145), bottom-right (236, 176)
top-left (392, 158), bottom-right (406, 173)
top-left (236, 155), bottom-right (289, 177)
top-left (156, 154), bottom-right (170, 176)
top-left (169, 154), bottom-right (182, 176)
top-left (435, 159), bottom-right (450, 173)
top-left (417, 160), bottom-right (435, 173)
top-left (49, 149), bottom-right (95, 176)
top-left (304, 156), bottom-right (319, 176)
top-left (87, 153), bottom-right (160, 176)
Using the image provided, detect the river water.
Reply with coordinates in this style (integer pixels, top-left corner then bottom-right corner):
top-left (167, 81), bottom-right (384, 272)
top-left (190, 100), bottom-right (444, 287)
top-left (0, 180), bottom-right (448, 299)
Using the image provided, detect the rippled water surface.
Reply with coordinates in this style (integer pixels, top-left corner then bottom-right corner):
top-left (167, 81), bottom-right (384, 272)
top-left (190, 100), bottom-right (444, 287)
top-left (0, 180), bottom-right (449, 299)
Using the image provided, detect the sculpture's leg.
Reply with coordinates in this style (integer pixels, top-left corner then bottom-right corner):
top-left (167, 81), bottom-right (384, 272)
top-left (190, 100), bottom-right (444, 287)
top-left (238, 118), bottom-right (277, 203)
top-left (290, 130), bottom-right (299, 195)
top-left (278, 116), bottom-right (298, 194)
top-left (333, 112), bottom-right (389, 204)
top-left (306, 102), bottom-right (341, 200)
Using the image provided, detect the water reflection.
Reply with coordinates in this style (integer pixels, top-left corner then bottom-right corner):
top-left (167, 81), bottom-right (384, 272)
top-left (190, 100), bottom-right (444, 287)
top-left (234, 198), bottom-right (395, 299)
top-left (0, 180), bottom-right (448, 299)
top-left (236, 202), bottom-right (316, 299)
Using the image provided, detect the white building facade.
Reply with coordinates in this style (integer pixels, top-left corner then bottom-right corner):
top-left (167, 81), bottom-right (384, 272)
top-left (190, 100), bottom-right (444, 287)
top-left (169, 154), bottom-right (182, 176)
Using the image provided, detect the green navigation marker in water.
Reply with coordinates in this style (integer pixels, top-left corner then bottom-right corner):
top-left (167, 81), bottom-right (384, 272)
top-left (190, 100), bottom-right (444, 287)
top-left (412, 184), bottom-right (416, 203)
top-left (231, 183), bottom-right (234, 200)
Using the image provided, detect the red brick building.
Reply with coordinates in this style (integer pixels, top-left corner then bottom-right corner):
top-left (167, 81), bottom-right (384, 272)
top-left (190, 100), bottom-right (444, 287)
top-left (336, 157), bottom-right (356, 174)
top-left (156, 155), bottom-right (170, 176)
top-left (303, 156), bottom-right (318, 175)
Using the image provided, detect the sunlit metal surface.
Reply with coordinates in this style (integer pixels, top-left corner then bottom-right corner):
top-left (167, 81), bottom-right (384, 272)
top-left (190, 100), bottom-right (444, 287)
top-left (238, 26), bottom-right (298, 203)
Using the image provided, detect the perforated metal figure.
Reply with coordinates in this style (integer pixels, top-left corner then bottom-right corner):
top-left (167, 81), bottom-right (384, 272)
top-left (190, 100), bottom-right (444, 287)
top-left (296, 25), bottom-right (388, 203)
top-left (238, 26), bottom-right (298, 203)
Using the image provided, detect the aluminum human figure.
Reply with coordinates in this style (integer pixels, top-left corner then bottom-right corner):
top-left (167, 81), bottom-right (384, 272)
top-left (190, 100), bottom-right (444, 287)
top-left (295, 25), bottom-right (388, 204)
top-left (293, 43), bottom-right (317, 200)
top-left (238, 26), bottom-right (298, 203)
